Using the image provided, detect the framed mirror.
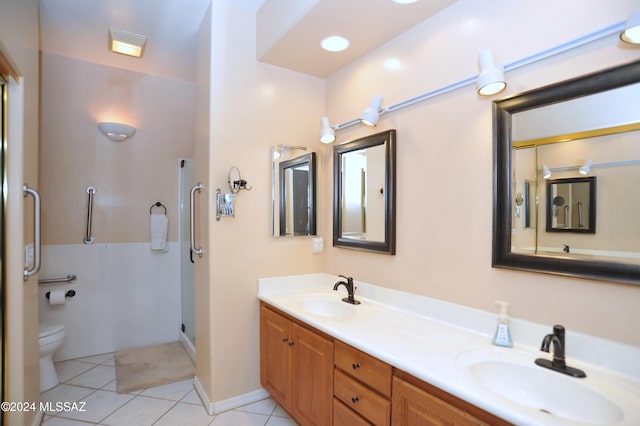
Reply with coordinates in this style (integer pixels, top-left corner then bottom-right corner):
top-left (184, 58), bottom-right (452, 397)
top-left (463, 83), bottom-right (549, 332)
top-left (546, 177), bottom-right (596, 234)
top-left (271, 145), bottom-right (317, 236)
top-left (333, 129), bottom-right (396, 254)
top-left (493, 59), bottom-right (640, 284)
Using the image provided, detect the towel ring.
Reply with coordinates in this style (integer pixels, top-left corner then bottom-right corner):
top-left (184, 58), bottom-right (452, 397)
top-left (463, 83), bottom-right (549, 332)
top-left (150, 201), bottom-right (167, 215)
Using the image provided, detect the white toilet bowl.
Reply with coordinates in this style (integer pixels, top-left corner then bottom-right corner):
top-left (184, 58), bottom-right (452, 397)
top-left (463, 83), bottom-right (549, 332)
top-left (39, 324), bottom-right (65, 392)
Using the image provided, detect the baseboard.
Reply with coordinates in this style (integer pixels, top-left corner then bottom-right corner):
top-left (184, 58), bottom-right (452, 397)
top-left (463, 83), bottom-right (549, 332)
top-left (179, 331), bottom-right (196, 364)
top-left (193, 377), bottom-right (270, 415)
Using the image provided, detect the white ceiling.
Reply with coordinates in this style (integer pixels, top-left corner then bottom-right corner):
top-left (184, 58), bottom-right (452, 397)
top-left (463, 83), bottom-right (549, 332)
top-left (39, 0), bottom-right (457, 81)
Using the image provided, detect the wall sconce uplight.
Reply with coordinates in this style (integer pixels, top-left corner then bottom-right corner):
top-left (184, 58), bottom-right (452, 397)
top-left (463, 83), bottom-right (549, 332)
top-left (542, 164), bottom-right (552, 179)
top-left (579, 160), bottom-right (592, 175)
top-left (109, 27), bottom-right (148, 58)
top-left (360, 95), bottom-right (383, 126)
top-left (98, 122), bottom-right (136, 141)
top-left (320, 117), bottom-right (336, 143)
top-left (620, 10), bottom-right (640, 44)
top-left (476, 49), bottom-right (506, 96)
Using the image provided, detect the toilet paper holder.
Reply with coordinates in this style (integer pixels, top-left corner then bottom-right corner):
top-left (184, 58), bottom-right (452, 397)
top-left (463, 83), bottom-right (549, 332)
top-left (45, 290), bottom-right (76, 300)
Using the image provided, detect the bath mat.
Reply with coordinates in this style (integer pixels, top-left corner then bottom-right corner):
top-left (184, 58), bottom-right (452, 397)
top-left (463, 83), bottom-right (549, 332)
top-left (115, 341), bottom-right (195, 394)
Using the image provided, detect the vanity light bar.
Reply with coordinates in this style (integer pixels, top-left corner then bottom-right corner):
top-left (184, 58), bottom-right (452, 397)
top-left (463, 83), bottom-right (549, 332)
top-left (325, 20), bottom-right (626, 134)
top-left (539, 159), bottom-right (640, 174)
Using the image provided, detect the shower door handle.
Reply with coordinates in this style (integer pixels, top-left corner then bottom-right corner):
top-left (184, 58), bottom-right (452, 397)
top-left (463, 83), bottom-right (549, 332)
top-left (23, 184), bottom-right (41, 281)
top-left (190, 183), bottom-right (204, 257)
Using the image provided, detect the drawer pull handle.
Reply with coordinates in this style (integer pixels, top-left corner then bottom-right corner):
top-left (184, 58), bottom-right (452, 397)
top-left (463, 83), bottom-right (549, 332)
top-left (352, 362), bottom-right (361, 370)
top-left (351, 396), bottom-right (360, 404)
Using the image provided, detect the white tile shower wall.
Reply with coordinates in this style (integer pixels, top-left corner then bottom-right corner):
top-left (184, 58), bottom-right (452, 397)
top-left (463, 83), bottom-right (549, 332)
top-left (39, 243), bottom-right (182, 360)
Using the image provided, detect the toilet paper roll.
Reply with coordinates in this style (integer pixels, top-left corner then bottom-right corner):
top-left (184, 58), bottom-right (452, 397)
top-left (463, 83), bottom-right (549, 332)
top-left (48, 290), bottom-right (67, 306)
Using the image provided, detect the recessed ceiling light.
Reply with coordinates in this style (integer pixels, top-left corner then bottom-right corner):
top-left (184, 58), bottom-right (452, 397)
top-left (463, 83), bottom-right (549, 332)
top-left (320, 35), bottom-right (350, 52)
top-left (109, 27), bottom-right (147, 58)
top-left (392, 0), bottom-right (420, 4)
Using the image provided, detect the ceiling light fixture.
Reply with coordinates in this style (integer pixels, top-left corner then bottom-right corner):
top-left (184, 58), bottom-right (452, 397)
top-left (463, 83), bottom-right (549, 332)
top-left (109, 27), bottom-right (148, 58)
top-left (620, 10), bottom-right (640, 44)
top-left (542, 165), bottom-right (552, 179)
top-left (98, 122), bottom-right (136, 141)
top-left (476, 49), bottom-right (506, 96)
top-left (391, 0), bottom-right (420, 4)
top-left (579, 160), bottom-right (592, 175)
top-left (320, 35), bottom-right (350, 52)
top-left (320, 117), bottom-right (336, 143)
top-left (360, 95), bottom-right (383, 126)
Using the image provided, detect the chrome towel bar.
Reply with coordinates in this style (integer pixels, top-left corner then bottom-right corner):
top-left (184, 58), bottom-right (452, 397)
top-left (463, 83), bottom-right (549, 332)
top-left (23, 184), bottom-right (41, 281)
top-left (83, 186), bottom-right (96, 244)
top-left (38, 274), bottom-right (77, 284)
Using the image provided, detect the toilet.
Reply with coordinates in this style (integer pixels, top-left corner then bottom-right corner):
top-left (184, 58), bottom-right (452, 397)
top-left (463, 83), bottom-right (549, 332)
top-left (39, 323), bottom-right (65, 392)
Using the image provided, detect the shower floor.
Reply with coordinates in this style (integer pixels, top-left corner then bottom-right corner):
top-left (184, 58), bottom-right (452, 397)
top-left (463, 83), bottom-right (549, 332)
top-left (40, 352), bottom-right (295, 425)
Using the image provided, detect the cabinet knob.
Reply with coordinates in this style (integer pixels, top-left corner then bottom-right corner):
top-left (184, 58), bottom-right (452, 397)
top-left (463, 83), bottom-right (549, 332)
top-left (351, 396), bottom-right (360, 404)
top-left (288, 341), bottom-right (295, 346)
top-left (282, 337), bottom-right (289, 343)
top-left (352, 362), bottom-right (361, 370)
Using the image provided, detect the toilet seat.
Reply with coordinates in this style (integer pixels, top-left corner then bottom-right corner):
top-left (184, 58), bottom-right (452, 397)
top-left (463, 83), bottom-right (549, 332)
top-left (39, 324), bottom-right (64, 338)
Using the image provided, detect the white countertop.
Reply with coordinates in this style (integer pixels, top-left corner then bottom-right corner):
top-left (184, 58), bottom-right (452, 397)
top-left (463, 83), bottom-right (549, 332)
top-left (257, 273), bottom-right (640, 426)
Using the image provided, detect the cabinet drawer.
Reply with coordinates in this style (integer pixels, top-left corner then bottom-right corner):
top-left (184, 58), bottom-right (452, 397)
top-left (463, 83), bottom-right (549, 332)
top-left (335, 341), bottom-right (392, 397)
top-left (334, 369), bottom-right (390, 426)
top-left (333, 398), bottom-right (372, 426)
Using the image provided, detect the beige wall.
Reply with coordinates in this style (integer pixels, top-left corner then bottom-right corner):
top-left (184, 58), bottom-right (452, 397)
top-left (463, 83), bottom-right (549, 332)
top-left (39, 53), bottom-right (196, 245)
top-left (0, 0), bottom-right (41, 424)
top-left (321, 0), bottom-right (640, 346)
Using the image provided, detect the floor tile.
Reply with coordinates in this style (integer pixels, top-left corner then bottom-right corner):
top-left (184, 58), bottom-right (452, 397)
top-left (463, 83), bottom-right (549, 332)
top-left (271, 404), bottom-right (292, 418)
top-left (55, 389), bottom-right (134, 423)
top-left (210, 410), bottom-right (269, 426)
top-left (235, 397), bottom-right (277, 416)
top-left (180, 389), bottom-right (203, 405)
top-left (266, 416), bottom-right (298, 426)
top-left (139, 379), bottom-right (194, 401)
top-left (43, 416), bottom-right (97, 425)
top-left (100, 396), bottom-right (175, 426)
top-left (75, 353), bottom-right (114, 365)
top-left (153, 402), bottom-right (214, 426)
top-left (68, 365), bottom-right (116, 388)
top-left (40, 384), bottom-right (95, 415)
top-left (55, 360), bottom-right (96, 383)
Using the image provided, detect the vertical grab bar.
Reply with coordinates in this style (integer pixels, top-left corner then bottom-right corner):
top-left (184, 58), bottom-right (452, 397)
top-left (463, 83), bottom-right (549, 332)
top-left (83, 186), bottom-right (96, 244)
top-left (190, 183), bottom-right (204, 257)
top-left (23, 184), bottom-right (41, 281)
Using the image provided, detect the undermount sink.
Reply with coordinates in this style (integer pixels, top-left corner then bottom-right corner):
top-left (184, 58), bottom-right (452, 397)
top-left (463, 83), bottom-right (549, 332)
top-left (457, 349), bottom-right (624, 424)
top-left (298, 297), bottom-right (361, 319)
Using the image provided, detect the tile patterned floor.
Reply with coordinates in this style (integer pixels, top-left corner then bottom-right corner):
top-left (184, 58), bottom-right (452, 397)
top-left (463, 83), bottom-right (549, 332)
top-left (41, 353), bottom-right (297, 426)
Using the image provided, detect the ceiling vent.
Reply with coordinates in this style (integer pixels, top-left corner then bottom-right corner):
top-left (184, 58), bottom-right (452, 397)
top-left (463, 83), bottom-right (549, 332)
top-left (108, 27), bottom-right (147, 58)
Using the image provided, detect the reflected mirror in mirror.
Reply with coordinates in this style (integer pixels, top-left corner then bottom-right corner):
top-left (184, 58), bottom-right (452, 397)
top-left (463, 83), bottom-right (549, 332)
top-left (546, 177), bottom-right (596, 234)
top-left (334, 129), bottom-right (396, 254)
top-left (493, 59), bottom-right (640, 284)
top-left (271, 145), bottom-right (317, 236)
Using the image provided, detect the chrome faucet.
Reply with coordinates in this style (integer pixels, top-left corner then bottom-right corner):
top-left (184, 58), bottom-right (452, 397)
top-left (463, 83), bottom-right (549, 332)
top-left (535, 324), bottom-right (586, 378)
top-left (333, 275), bottom-right (360, 305)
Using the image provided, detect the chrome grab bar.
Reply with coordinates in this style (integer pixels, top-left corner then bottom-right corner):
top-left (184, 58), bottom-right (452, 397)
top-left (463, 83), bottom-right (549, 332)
top-left (190, 183), bottom-right (204, 257)
top-left (38, 274), bottom-right (77, 284)
top-left (83, 186), bottom-right (96, 244)
top-left (23, 184), bottom-right (41, 281)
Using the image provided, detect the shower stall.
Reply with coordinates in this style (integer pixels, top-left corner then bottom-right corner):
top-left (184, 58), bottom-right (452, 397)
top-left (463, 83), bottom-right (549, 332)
top-left (179, 159), bottom-right (196, 355)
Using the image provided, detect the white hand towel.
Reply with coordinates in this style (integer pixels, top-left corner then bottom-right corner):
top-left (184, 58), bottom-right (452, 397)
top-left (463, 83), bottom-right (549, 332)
top-left (150, 213), bottom-right (168, 251)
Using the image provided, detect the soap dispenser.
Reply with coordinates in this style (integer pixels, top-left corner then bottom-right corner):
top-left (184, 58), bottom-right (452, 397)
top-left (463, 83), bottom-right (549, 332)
top-left (492, 301), bottom-right (513, 347)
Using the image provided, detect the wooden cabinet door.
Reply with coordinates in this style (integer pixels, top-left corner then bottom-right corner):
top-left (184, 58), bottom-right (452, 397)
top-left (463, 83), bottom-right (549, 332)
top-left (291, 322), bottom-right (334, 426)
top-left (260, 306), bottom-right (292, 410)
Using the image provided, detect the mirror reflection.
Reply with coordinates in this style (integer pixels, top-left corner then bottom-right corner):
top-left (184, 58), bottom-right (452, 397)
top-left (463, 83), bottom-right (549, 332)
top-left (334, 130), bottom-right (396, 254)
top-left (271, 145), bottom-right (317, 237)
top-left (493, 60), bottom-right (640, 284)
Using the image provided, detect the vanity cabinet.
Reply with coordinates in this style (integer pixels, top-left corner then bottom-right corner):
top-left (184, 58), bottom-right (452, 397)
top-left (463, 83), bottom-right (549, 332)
top-left (260, 304), bottom-right (333, 425)
top-left (333, 341), bottom-right (392, 425)
top-left (392, 370), bottom-right (511, 426)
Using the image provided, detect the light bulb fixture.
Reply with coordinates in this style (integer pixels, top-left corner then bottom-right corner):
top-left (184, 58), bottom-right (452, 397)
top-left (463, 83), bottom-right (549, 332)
top-left (542, 164), bottom-right (552, 179)
top-left (579, 160), bottom-right (592, 175)
top-left (320, 35), bottom-right (350, 52)
top-left (98, 122), bottom-right (136, 141)
top-left (320, 117), bottom-right (336, 143)
top-left (360, 95), bottom-right (383, 126)
top-left (476, 49), bottom-right (506, 96)
top-left (109, 27), bottom-right (148, 58)
top-left (620, 10), bottom-right (640, 44)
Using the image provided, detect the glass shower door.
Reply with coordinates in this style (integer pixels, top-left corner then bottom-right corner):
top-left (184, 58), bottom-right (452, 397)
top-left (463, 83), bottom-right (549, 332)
top-left (179, 159), bottom-right (195, 347)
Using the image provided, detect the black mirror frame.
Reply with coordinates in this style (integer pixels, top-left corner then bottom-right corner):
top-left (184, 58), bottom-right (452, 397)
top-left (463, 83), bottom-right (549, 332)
top-left (278, 152), bottom-right (316, 236)
top-left (493, 59), bottom-right (640, 285)
top-left (333, 129), bottom-right (396, 254)
top-left (545, 177), bottom-right (596, 234)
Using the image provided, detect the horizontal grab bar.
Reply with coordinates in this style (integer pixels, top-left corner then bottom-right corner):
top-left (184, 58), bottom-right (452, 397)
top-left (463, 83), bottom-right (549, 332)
top-left (38, 274), bottom-right (77, 284)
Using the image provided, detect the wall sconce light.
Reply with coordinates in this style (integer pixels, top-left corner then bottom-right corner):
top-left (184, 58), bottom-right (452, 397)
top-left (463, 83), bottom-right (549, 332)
top-left (320, 117), bottom-right (336, 143)
top-left (476, 49), bottom-right (506, 96)
top-left (542, 164), bottom-right (552, 179)
top-left (579, 160), bottom-right (592, 175)
top-left (620, 10), bottom-right (640, 44)
top-left (360, 95), bottom-right (383, 126)
top-left (98, 122), bottom-right (136, 141)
